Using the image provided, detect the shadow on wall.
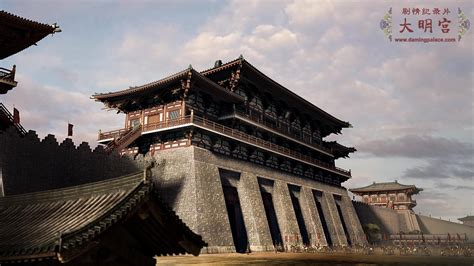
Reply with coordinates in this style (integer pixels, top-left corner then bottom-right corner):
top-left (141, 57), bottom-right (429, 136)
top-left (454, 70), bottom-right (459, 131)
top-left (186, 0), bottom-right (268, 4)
top-left (0, 127), bottom-right (140, 195)
top-left (417, 215), bottom-right (474, 242)
top-left (353, 201), bottom-right (400, 236)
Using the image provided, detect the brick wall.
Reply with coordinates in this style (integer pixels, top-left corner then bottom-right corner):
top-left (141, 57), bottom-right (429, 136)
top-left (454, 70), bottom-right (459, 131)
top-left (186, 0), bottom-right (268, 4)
top-left (0, 127), bottom-right (140, 195)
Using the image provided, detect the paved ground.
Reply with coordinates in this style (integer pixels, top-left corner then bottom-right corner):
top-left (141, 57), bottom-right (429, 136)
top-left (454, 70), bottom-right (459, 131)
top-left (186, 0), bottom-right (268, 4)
top-left (157, 252), bottom-right (474, 265)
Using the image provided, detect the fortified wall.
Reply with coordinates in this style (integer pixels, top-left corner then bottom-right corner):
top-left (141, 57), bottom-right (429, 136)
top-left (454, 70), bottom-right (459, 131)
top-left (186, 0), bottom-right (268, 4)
top-left (353, 201), bottom-right (474, 242)
top-left (141, 146), bottom-right (367, 253)
top-left (0, 127), bottom-right (140, 195)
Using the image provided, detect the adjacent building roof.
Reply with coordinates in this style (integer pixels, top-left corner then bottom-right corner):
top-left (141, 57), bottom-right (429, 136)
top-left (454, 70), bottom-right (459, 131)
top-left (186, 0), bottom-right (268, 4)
top-left (350, 181), bottom-right (422, 194)
top-left (201, 57), bottom-right (351, 130)
top-left (0, 171), bottom-right (206, 264)
top-left (0, 10), bottom-right (58, 59)
top-left (92, 56), bottom-right (350, 134)
top-left (92, 67), bottom-right (244, 111)
top-left (323, 141), bottom-right (356, 159)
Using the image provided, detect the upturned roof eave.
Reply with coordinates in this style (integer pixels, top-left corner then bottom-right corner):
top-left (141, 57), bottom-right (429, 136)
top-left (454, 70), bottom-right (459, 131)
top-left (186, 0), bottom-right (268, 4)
top-left (201, 57), bottom-right (351, 128)
top-left (350, 182), bottom-right (422, 194)
top-left (92, 68), bottom-right (244, 104)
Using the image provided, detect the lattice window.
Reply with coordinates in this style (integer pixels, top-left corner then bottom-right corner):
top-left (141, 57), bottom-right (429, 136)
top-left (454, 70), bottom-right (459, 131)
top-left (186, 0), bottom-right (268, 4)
top-left (371, 196), bottom-right (378, 203)
top-left (291, 117), bottom-right (301, 135)
top-left (249, 95), bottom-right (263, 112)
top-left (168, 110), bottom-right (180, 120)
top-left (302, 124), bottom-right (312, 135)
top-left (264, 103), bottom-right (278, 120)
top-left (312, 129), bottom-right (321, 143)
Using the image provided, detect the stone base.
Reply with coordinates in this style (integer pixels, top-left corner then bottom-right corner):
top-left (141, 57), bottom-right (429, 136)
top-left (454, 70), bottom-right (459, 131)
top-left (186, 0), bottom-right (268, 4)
top-left (142, 146), bottom-right (367, 252)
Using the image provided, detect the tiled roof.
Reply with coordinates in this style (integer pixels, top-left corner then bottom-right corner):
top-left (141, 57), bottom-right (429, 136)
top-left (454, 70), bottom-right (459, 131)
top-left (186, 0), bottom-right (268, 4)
top-left (323, 141), bottom-right (356, 158)
top-left (350, 181), bottom-right (422, 193)
top-left (0, 171), bottom-right (206, 263)
top-left (201, 56), bottom-right (351, 128)
top-left (0, 10), bottom-right (57, 59)
top-left (92, 68), bottom-right (243, 104)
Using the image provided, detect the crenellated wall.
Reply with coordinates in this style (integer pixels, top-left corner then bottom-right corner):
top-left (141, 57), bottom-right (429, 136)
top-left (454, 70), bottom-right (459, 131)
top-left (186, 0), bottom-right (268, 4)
top-left (0, 127), bottom-right (140, 195)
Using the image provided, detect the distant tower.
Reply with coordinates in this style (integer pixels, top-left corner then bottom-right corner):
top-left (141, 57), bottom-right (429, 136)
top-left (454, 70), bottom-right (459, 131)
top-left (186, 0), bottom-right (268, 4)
top-left (349, 181), bottom-right (422, 211)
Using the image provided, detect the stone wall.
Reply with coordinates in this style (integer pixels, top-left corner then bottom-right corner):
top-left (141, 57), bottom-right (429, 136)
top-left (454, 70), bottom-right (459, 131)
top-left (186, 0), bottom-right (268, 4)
top-left (417, 215), bottom-right (474, 242)
top-left (143, 146), bottom-right (367, 253)
top-left (353, 201), bottom-right (474, 243)
top-left (0, 127), bottom-right (140, 195)
top-left (353, 201), bottom-right (401, 235)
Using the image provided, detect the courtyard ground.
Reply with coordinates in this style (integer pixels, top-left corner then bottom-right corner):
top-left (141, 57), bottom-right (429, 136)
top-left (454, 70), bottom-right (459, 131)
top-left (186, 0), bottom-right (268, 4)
top-left (157, 252), bottom-right (474, 265)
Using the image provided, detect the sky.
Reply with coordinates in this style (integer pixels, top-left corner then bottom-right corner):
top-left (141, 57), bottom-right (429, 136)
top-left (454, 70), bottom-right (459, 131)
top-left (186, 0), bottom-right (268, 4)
top-left (1, 0), bottom-right (473, 222)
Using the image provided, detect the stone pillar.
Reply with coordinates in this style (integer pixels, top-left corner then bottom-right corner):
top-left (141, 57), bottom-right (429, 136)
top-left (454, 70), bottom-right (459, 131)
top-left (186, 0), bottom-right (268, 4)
top-left (321, 192), bottom-right (348, 246)
top-left (273, 180), bottom-right (301, 248)
top-left (340, 193), bottom-right (368, 245)
top-left (300, 187), bottom-right (327, 246)
top-left (194, 160), bottom-right (235, 253)
top-left (238, 172), bottom-right (274, 251)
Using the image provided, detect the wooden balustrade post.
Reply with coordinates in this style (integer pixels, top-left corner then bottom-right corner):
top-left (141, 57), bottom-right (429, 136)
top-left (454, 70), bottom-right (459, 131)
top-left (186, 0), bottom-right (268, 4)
top-left (190, 109), bottom-right (194, 123)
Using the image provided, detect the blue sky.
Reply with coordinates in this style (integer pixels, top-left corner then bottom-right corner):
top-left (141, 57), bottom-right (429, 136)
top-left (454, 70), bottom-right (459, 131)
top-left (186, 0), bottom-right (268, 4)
top-left (1, 0), bottom-right (473, 222)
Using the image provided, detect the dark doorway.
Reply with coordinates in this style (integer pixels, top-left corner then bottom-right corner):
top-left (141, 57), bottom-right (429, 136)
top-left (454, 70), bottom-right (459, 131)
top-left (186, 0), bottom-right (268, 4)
top-left (313, 190), bottom-right (332, 246)
top-left (334, 197), bottom-right (352, 246)
top-left (288, 185), bottom-right (310, 246)
top-left (222, 185), bottom-right (248, 253)
top-left (261, 191), bottom-right (282, 246)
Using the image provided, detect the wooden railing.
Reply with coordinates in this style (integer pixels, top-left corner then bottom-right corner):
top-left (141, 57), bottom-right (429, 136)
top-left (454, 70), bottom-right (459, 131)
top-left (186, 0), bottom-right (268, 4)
top-left (0, 103), bottom-right (26, 135)
top-left (191, 115), bottom-right (350, 176)
top-left (220, 110), bottom-right (333, 154)
top-left (98, 128), bottom-right (129, 141)
top-left (98, 114), bottom-right (351, 176)
top-left (105, 125), bottom-right (142, 153)
top-left (0, 66), bottom-right (16, 82)
top-left (142, 116), bottom-right (192, 132)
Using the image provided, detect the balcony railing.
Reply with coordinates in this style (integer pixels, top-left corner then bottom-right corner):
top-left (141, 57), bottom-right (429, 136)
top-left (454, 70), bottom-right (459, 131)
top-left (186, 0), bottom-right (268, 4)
top-left (0, 66), bottom-right (16, 83)
top-left (98, 114), bottom-right (351, 177)
top-left (220, 110), bottom-right (333, 155)
top-left (0, 66), bottom-right (18, 94)
top-left (0, 103), bottom-right (27, 135)
top-left (98, 128), bottom-right (129, 141)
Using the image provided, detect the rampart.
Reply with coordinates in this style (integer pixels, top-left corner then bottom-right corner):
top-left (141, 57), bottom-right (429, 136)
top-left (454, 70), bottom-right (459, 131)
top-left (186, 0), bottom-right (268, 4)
top-left (0, 126), bottom-right (140, 195)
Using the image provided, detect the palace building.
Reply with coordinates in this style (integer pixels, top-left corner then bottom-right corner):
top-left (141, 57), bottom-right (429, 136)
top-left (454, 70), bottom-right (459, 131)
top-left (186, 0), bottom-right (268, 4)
top-left (93, 56), bottom-right (368, 252)
top-left (0, 11), bottom-right (207, 265)
top-left (350, 181), bottom-right (422, 211)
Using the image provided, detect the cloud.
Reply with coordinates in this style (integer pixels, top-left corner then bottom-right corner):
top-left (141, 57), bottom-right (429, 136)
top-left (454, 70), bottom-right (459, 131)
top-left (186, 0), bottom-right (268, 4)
top-left (358, 135), bottom-right (474, 159)
top-left (2, 74), bottom-right (123, 146)
top-left (2, 0), bottom-right (472, 220)
top-left (403, 158), bottom-right (474, 180)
